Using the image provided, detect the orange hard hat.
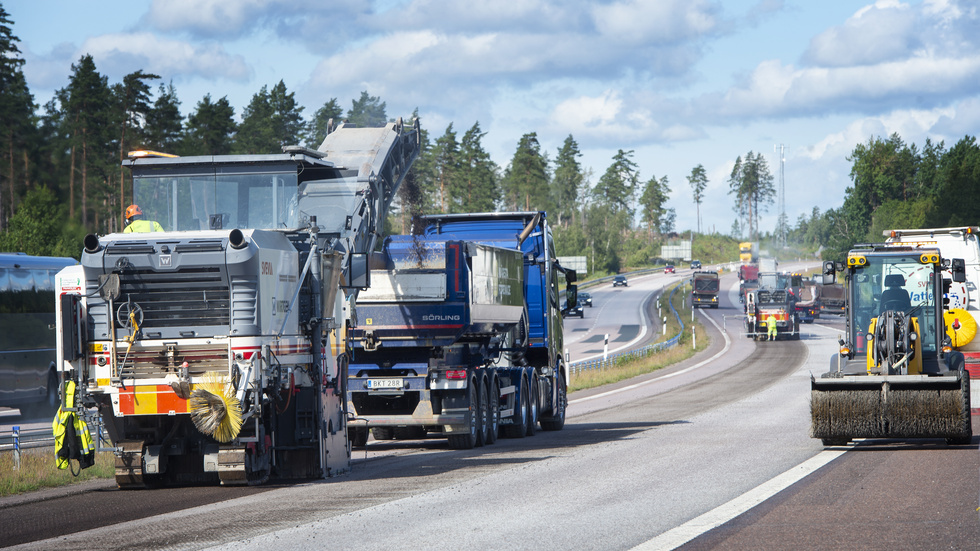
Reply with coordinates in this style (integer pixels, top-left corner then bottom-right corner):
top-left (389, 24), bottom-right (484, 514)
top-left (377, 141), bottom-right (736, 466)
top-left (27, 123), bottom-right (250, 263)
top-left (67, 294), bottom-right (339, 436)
top-left (125, 204), bottom-right (142, 219)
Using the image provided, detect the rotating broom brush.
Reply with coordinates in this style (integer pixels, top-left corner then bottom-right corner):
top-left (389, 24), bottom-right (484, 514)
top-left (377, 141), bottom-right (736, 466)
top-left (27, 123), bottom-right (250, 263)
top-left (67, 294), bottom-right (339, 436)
top-left (189, 371), bottom-right (244, 443)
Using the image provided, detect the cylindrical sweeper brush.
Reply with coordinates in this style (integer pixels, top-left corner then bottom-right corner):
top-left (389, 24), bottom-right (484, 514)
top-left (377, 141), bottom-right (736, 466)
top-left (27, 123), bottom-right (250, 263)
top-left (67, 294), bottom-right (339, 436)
top-left (811, 377), bottom-right (970, 441)
top-left (189, 371), bottom-right (244, 443)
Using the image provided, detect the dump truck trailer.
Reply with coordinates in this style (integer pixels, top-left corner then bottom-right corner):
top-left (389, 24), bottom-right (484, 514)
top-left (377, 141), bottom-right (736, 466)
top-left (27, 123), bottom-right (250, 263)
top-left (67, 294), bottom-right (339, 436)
top-left (810, 244), bottom-right (972, 446)
top-left (55, 119), bottom-right (420, 486)
top-left (348, 212), bottom-right (576, 448)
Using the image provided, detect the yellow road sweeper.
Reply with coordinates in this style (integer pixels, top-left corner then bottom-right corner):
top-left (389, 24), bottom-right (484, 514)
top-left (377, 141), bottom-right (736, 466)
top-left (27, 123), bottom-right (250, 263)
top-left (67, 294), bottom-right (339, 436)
top-left (811, 244), bottom-right (972, 446)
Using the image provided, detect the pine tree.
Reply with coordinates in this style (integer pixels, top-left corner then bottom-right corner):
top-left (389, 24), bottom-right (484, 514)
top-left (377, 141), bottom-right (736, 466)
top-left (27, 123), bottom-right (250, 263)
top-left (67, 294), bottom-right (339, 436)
top-left (63, 54), bottom-right (112, 229)
top-left (502, 132), bottom-right (550, 212)
top-left (456, 122), bottom-right (498, 213)
top-left (268, 80), bottom-right (305, 147)
top-left (552, 135), bottom-right (583, 226)
top-left (144, 82), bottom-right (183, 154)
top-left (183, 94), bottom-right (236, 155)
top-left (0, 4), bottom-right (34, 230)
top-left (347, 91), bottom-right (387, 128)
top-left (687, 164), bottom-right (707, 234)
top-left (306, 98), bottom-right (342, 148)
top-left (113, 70), bottom-right (159, 229)
top-left (593, 149), bottom-right (638, 217)
top-left (432, 124), bottom-right (459, 213)
top-left (235, 86), bottom-right (277, 154)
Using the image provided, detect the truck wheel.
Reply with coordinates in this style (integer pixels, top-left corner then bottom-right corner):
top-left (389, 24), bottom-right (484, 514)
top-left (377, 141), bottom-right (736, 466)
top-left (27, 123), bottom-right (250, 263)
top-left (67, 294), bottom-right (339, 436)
top-left (475, 376), bottom-right (489, 447)
top-left (526, 371), bottom-right (539, 436)
top-left (371, 427), bottom-right (394, 441)
top-left (541, 372), bottom-right (567, 431)
top-left (448, 381), bottom-right (479, 449)
top-left (349, 427), bottom-right (368, 448)
top-left (486, 377), bottom-right (500, 445)
top-left (502, 380), bottom-right (528, 438)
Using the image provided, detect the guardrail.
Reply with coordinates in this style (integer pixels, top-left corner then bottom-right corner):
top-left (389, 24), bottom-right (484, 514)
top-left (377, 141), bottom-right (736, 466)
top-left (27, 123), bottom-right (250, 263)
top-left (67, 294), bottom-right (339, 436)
top-left (0, 426), bottom-right (53, 453)
top-left (569, 281), bottom-right (685, 374)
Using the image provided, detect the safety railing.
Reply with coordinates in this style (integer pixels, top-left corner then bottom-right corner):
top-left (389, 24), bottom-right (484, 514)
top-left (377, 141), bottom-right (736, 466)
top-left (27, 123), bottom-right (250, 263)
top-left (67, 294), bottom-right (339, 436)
top-left (0, 426), bottom-right (53, 453)
top-left (569, 281), bottom-right (685, 374)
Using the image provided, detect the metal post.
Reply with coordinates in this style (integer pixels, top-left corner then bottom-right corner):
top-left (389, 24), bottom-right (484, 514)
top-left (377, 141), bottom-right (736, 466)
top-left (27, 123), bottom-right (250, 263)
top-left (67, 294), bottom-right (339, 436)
top-left (13, 425), bottom-right (20, 471)
top-left (693, 326), bottom-right (696, 349)
top-left (603, 334), bottom-right (609, 361)
top-left (663, 318), bottom-right (667, 336)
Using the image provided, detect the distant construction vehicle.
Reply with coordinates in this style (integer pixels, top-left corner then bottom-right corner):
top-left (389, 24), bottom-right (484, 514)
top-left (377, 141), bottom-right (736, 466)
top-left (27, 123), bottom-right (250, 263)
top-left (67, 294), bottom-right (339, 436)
top-left (744, 272), bottom-right (799, 340)
top-left (810, 243), bottom-right (972, 446)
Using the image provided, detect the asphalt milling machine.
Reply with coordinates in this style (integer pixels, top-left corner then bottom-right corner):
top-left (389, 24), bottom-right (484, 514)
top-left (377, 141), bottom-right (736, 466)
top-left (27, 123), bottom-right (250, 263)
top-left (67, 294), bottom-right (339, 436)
top-left (55, 119), bottom-right (420, 486)
top-left (811, 243), bottom-right (972, 446)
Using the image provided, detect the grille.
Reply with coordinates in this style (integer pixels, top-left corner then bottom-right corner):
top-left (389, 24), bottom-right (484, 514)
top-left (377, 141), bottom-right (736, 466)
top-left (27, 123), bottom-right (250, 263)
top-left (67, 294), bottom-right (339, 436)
top-left (758, 290), bottom-right (787, 304)
top-left (117, 268), bottom-right (229, 328)
top-left (116, 343), bottom-right (230, 379)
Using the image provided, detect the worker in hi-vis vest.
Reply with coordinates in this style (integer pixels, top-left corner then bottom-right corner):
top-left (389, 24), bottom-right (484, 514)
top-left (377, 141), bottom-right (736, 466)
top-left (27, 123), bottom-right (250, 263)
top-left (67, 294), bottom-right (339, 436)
top-left (766, 314), bottom-right (778, 341)
top-left (123, 204), bottom-right (164, 233)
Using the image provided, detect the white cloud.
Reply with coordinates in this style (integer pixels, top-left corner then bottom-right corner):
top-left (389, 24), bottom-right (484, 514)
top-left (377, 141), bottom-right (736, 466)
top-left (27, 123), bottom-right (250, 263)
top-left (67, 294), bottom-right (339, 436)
top-left (80, 33), bottom-right (251, 82)
top-left (591, 0), bottom-right (721, 45)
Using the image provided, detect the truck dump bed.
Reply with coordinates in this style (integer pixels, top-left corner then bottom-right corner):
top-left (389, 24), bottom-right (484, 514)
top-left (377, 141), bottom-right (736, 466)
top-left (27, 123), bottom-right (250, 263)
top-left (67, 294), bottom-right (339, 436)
top-left (355, 238), bottom-right (525, 348)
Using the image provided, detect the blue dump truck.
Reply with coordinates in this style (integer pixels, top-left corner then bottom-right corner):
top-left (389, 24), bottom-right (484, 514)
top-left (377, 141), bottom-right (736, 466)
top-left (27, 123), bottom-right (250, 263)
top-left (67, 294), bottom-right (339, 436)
top-left (348, 212), bottom-right (576, 449)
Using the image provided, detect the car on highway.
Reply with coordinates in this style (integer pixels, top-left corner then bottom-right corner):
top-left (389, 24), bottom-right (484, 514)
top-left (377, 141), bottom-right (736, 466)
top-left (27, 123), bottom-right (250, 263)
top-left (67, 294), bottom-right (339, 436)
top-left (562, 301), bottom-right (584, 318)
top-left (664, 264), bottom-right (675, 274)
top-left (690, 260), bottom-right (701, 269)
top-left (613, 275), bottom-right (628, 287)
top-left (579, 291), bottom-right (593, 307)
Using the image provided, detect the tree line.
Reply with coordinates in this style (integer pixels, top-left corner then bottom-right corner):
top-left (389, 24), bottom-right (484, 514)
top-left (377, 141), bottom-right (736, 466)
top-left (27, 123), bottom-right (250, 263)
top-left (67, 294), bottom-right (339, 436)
top-left (10, 5), bottom-right (971, 273)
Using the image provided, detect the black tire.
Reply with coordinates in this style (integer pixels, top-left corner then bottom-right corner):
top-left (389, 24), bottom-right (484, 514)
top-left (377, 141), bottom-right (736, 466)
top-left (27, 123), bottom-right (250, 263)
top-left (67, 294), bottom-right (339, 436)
top-left (486, 377), bottom-right (500, 445)
top-left (541, 371), bottom-right (567, 431)
top-left (448, 379), bottom-right (479, 449)
top-left (526, 371), bottom-right (539, 437)
top-left (349, 427), bottom-right (368, 448)
top-left (502, 378), bottom-right (529, 438)
top-left (371, 427), bottom-right (394, 441)
top-left (475, 375), bottom-right (489, 447)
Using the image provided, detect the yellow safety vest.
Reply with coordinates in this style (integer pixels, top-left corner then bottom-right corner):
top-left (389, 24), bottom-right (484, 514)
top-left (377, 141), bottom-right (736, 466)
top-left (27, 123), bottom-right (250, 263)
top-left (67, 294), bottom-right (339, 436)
top-left (124, 219), bottom-right (165, 233)
top-left (52, 380), bottom-right (95, 471)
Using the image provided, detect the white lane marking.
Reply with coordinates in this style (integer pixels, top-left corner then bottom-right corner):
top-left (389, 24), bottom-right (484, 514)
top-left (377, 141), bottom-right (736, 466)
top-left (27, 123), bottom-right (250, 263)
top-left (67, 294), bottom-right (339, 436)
top-left (631, 447), bottom-right (850, 551)
top-left (571, 278), bottom-right (674, 362)
top-left (569, 307), bottom-right (731, 404)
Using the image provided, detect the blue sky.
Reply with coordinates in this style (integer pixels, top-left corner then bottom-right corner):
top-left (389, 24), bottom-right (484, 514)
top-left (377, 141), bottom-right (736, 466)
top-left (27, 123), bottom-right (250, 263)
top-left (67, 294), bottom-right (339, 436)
top-left (7, 0), bottom-right (980, 236)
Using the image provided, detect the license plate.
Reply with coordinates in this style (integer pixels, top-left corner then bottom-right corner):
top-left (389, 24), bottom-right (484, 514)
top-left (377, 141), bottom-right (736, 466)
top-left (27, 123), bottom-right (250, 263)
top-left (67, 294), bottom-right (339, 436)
top-left (366, 378), bottom-right (403, 390)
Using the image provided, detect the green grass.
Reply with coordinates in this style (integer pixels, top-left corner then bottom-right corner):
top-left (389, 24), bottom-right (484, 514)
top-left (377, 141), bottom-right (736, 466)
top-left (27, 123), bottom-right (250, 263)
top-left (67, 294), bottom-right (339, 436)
top-left (570, 281), bottom-right (711, 392)
top-left (0, 447), bottom-right (114, 497)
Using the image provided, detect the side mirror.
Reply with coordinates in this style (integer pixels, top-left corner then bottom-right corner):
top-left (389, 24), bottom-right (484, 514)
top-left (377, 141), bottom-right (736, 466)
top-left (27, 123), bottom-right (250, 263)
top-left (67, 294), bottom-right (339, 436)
top-left (564, 285), bottom-right (578, 313)
top-left (952, 258), bottom-right (966, 283)
top-left (822, 260), bottom-right (837, 285)
top-left (346, 252), bottom-right (370, 290)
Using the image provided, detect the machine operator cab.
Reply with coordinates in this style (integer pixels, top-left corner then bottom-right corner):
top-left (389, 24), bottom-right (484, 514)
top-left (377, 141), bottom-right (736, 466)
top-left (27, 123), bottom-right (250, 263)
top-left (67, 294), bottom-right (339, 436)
top-left (823, 245), bottom-right (966, 368)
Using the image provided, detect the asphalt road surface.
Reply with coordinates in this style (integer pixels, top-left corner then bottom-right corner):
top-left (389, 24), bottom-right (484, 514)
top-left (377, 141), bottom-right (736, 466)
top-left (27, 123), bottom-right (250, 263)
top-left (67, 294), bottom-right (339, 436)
top-left (2, 267), bottom-right (978, 550)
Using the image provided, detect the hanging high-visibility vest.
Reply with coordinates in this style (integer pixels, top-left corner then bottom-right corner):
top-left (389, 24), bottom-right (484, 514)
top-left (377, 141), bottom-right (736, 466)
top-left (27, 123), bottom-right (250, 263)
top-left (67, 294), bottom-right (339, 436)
top-left (52, 380), bottom-right (95, 471)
